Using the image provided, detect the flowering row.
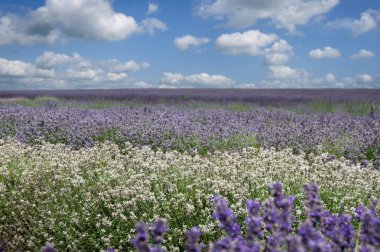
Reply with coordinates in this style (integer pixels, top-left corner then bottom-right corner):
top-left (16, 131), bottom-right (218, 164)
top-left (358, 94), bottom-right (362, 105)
top-left (1, 140), bottom-right (379, 250)
top-left (0, 103), bottom-right (379, 168)
top-left (40, 183), bottom-right (380, 252)
top-left (130, 183), bottom-right (380, 252)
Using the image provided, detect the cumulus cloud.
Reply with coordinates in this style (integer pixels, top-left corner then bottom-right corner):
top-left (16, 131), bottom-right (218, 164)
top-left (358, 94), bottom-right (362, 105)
top-left (216, 30), bottom-right (279, 56)
top-left (105, 59), bottom-right (150, 72)
top-left (146, 3), bottom-right (158, 15)
top-left (67, 68), bottom-right (103, 80)
top-left (264, 40), bottom-right (293, 65)
top-left (197, 0), bottom-right (339, 32)
top-left (174, 35), bottom-right (210, 51)
top-left (0, 0), bottom-right (167, 45)
top-left (0, 52), bottom-right (151, 89)
top-left (138, 18), bottom-right (168, 35)
top-left (268, 65), bottom-right (307, 80)
top-left (36, 51), bottom-right (82, 69)
top-left (260, 69), bottom-right (378, 88)
top-left (309, 46), bottom-right (341, 59)
top-left (328, 9), bottom-right (380, 36)
top-left (0, 58), bottom-right (54, 77)
top-left (161, 72), bottom-right (235, 87)
top-left (350, 49), bottom-right (375, 59)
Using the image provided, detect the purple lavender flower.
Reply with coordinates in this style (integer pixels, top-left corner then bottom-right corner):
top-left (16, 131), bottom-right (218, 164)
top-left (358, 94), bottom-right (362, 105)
top-left (185, 227), bottom-right (204, 252)
top-left (358, 210), bottom-right (380, 249)
top-left (356, 204), bottom-right (367, 220)
top-left (245, 199), bottom-right (263, 246)
top-left (209, 237), bottom-right (232, 251)
top-left (286, 236), bottom-right (305, 252)
top-left (298, 220), bottom-right (331, 252)
top-left (151, 219), bottom-right (168, 245)
top-left (41, 243), bottom-right (56, 252)
top-left (304, 184), bottom-right (324, 226)
top-left (131, 222), bottom-right (151, 252)
top-left (264, 183), bottom-right (295, 235)
top-left (212, 195), bottom-right (241, 238)
top-left (321, 212), bottom-right (355, 250)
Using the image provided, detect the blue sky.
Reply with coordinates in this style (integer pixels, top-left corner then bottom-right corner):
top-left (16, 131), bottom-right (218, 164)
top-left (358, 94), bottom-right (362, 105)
top-left (0, 0), bottom-right (379, 89)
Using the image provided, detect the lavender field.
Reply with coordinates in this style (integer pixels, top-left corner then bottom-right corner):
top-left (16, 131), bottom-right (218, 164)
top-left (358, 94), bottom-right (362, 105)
top-left (1, 89), bottom-right (380, 251)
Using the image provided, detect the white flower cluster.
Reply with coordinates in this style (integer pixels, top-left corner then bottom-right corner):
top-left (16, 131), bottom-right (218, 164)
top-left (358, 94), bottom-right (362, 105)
top-left (0, 139), bottom-right (379, 251)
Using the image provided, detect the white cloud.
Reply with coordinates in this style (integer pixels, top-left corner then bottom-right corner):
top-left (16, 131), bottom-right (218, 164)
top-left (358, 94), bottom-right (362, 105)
top-left (161, 72), bottom-right (235, 87)
top-left (268, 65), bottom-right (306, 80)
top-left (197, 0), bottom-right (339, 32)
top-left (67, 68), bottom-right (103, 80)
top-left (36, 51), bottom-right (82, 68)
top-left (216, 30), bottom-right (278, 56)
top-left (146, 3), bottom-right (158, 15)
top-left (0, 57), bottom-right (54, 77)
top-left (350, 49), bottom-right (375, 59)
top-left (105, 59), bottom-right (150, 72)
top-left (355, 74), bottom-right (373, 83)
top-left (309, 46), bottom-right (341, 59)
top-left (236, 83), bottom-right (257, 88)
top-left (0, 0), bottom-right (167, 45)
top-left (106, 72), bottom-right (128, 82)
top-left (328, 9), bottom-right (380, 36)
top-left (216, 30), bottom-right (293, 68)
top-left (264, 40), bottom-right (293, 65)
top-left (138, 18), bottom-right (167, 35)
top-left (0, 15), bottom-right (61, 45)
top-left (186, 73), bottom-right (235, 86)
top-left (174, 35), bottom-right (210, 51)
top-left (0, 52), bottom-right (151, 88)
top-left (161, 72), bottom-right (184, 85)
top-left (325, 73), bottom-right (336, 83)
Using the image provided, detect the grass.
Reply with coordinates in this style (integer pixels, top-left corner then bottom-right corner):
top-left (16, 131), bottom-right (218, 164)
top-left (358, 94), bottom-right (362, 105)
top-left (1, 140), bottom-right (379, 250)
top-left (306, 101), bottom-right (379, 115)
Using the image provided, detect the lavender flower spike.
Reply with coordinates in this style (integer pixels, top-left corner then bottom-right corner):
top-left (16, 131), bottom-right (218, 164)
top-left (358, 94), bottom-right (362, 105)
top-left (245, 199), bottom-right (263, 245)
top-left (41, 243), bottom-right (56, 252)
top-left (185, 227), bottom-right (204, 252)
top-left (131, 222), bottom-right (150, 252)
top-left (152, 218), bottom-right (169, 245)
top-left (212, 195), bottom-right (241, 238)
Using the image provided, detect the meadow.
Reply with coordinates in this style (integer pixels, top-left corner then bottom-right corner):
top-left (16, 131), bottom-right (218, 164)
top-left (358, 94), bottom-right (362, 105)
top-left (0, 89), bottom-right (380, 251)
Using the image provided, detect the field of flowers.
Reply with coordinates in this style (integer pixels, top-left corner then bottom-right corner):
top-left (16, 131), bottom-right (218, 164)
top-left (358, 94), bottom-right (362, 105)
top-left (0, 90), bottom-right (380, 251)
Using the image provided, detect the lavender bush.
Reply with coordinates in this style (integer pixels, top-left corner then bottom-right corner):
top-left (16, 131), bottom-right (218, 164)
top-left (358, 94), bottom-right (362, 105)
top-left (0, 103), bottom-right (379, 168)
top-left (128, 183), bottom-right (379, 252)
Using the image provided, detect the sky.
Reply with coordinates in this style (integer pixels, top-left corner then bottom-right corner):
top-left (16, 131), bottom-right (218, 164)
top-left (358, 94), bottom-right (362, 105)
top-left (0, 0), bottom-right (379, 89)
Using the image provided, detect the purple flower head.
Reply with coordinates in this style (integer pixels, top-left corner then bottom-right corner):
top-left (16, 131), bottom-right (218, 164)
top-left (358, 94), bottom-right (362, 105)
top-left (210, 237), bottom-right (232, 252)
top-left (212, 195), bottom-right (241, 238)
top-left (263, 199), bottom-right (279, 234)
top-left (279, 195), bottom-right (295, 234)
top-left (355, 204), bottom-right (367, 220)
top-left (41, 244), bottom-right (56, 252)
top-left (321, 213), bottom-right (355, 250)
top-left (131, 222), bottom-right (150, 252)
top-left (264, 183), bottom-right (295, 235)
top-left (151, 218), bottom-right (169, 245)
top-left (245, 199), bottom-right (263, 244)
top-left (269, 182), bottom-right (284, 207)
top-left (303, 184), bottom-right (324, 226)
top-left (185, 227), bottom-right (204, 252)
top-left (246, 200), bottom-right (260, 217)
top-left (286, 236), bottom-right (305, 252)
top-left (245, 216), bottom-right (263, 244)
top-left (299, 220), bottom-right (330, 252)
top-left (370, 200), bottom-right (378, 216)
top-left (359, 209), bottom-right (380, 249)
top-left (106, 248), bottom-right (116, 252)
